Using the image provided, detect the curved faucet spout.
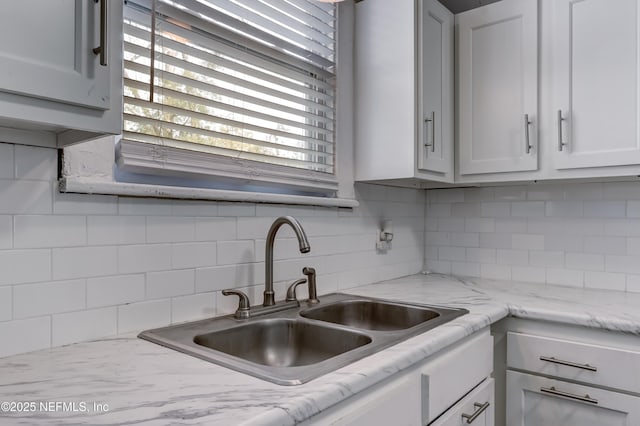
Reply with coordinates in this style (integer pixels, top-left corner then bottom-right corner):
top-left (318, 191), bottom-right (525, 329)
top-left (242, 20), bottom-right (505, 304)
top-left (264, 216), bottom-right (310, 306)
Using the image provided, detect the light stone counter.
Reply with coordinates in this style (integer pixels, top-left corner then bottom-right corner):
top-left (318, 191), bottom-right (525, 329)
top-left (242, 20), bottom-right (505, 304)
top-left (2, 274), bottom-right (640, 425)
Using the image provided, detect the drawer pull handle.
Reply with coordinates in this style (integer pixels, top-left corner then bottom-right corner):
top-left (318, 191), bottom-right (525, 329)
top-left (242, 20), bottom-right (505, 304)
top-left (540, 386), bottom-right (598, 405)
top-left (461, 401), bottom-right (490, 424)
top-left (539, 356), bottom-right (597, 372)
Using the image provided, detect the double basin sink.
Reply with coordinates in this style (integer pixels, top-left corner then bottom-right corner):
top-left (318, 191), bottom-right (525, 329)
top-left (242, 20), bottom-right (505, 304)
top-left (139, 293), bottom-right (467, 385)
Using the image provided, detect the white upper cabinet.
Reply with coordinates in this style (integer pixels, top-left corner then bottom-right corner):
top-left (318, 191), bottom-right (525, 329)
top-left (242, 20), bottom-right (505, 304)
top-left (552, 0), bottom-right (640, 170)
top-left (0, 0), bottom-right (122, 147)
top-left (457, 0), bottom-right (538, 176)
top-left (0, 0), bottom-right (110, 110)
top-left (354, 0), bottom-right (453, 185)
top-left (419, 0), bottom-right (454, 175)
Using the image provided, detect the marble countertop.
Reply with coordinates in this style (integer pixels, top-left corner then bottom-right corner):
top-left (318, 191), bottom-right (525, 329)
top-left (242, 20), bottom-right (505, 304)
top-left (2, 274), bottom-right (640, 425)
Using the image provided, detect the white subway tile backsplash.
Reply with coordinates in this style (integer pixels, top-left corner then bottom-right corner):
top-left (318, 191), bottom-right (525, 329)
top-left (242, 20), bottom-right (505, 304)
top-left (584, 271), bottom-right (626, 291)
top-left (583, 201), bottom-right (626, 218)
top-left (494, 186), bottom-right (526, 201)
top-left (543, 234), bottom-right (583, 251)
top-left (14, 215), bottom-right (86, 248)
top-left (480, 264), bottom-right (511, 280)
top-left (465, 218), bottom-right (495, 233)
top-left (171, 292), bottom-right (216, 323)
top-left (430, 188), bottom-right (464, 203)
top-left (626, 275), bottom-right (640, 293)
top-left (546, 268), bottom-right (583, 287)
top-left (479, 233), bottom-right (512, 249)
top-left (0, 143), bottom-right (426, 358)
top-left (437, 217), bottom-right (465, 232)
top-left (13, 280), bottom-right (85, 319)
top-left (425, 231), bottom-right (450, 246)
top-left (565, 253), bottom-right (604, 271)
top-left (526, 185), bottom-right (565, 201)
top-left (53, 191), bottom-right (118, 215)
top-left (117, 299), bottom-right (171, 334)
top-left (466, 248), bottom-right (496, 264)
top-left (451, 203), bottom-right (481, 217)
top-left (626, 201), bottom-right (640, 217)
top-left (604, 219), bottom-right (640, 236)
top-left (172, 242), bottom-right (217, 269)
top-left (426, 203), bottom-right (452, 217)
top-left (450, 232), bottom-right (479, 247)
top-left (118, 244), bottom-right (171, 274)
top-left (87, 274), bottom-right (145, 308)
top-left (0, 249), bottom-right (51, 285)
top-left (147, 269), bottom-right (195, 299)
top-left (0, 316), bottom-right (50, 357)
top-left (545, 201), bottom-right (583, 217)
top-left (512, 234), bottom-right (544, 250)
top-left (0, 180), bottom-right (51, 214)
top-left (217, 240), bottom-right (255, 265)
top-left (195, 265), bottom-right (237, 293)
top-left (54, 246), bottom-right (117, 280)
top-left (195, 217), bottom-right (237, 241)
top-left (606, 255), bottom-right (640, 274)
top-left (0, 286), bottom-right (11, 321)
top-left (0, 215), bottom-right (12, 249)
top-left (512, 266), bottom-right (545, 283)
top-left (87, 216), bottom-right (146, 245)
top-left (438, 246), bottom-right (466, 262)
top-left (603, 182), bottom-right (640, 200)
top-left (583, 236), bottom-right (626, 255)
top-left (496, 249), bottom-right (529, 266)
top-left (147, 216), bottom-right (195, 243)
top-left (529, 251), bottom-right (565, 268)
top-left (14, 145), bottom-right (56, 181)
top-left (0, 144), bottom-right (14, 179)
top-left (451, 261), bottom-right (480, 277)
top-left (495, 218), bottom-right (527, 233)
top-left (480, 202), bottom-right (511, 218)
top-left (52, 307), bottom-right (116, 347)
top-left (511, 202), bottom-right (545, 217)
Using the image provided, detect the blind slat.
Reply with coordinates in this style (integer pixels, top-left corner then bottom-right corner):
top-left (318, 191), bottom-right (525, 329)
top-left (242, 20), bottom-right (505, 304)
top-left (124, 78), bottom-right (333, 136)
top-left (122, 116), bottom-right (334, 165)
top-left (124, 96), bottom-right (334, 151)
top-left (256, 0), bottom-right (335, 36)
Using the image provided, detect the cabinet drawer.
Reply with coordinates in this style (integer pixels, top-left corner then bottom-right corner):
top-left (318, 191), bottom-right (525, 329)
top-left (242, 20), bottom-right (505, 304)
top-left (421, 331), bottom-right (493, 424)
top-left (506, 370), bottom-right (640, 425)
top-left (430, 378), bottom-right (494, 426)
top-left (507, 332), bottom-right (640, 393)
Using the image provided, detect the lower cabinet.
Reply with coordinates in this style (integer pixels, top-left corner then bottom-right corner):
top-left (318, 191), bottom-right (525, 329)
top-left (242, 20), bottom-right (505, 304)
top-left (431, 379), bottom-right (494, 426)
top-left (506, 371), bottom-right (640, 426)
top-left (497, 319), bottom-right (640, 426)
top-left (301, 329), bottom-right (494, 425)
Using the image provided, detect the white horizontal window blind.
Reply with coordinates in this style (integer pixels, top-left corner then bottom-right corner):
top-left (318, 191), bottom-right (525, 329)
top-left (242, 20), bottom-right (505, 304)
top-left (121, 0), bottom-right (337, 192)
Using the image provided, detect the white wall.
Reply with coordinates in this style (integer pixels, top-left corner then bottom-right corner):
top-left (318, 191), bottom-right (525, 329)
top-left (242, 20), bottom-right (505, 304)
top-left (0, 142), bottom-right (425, 358)
top-left (425, 183), bottom-right (640, 292)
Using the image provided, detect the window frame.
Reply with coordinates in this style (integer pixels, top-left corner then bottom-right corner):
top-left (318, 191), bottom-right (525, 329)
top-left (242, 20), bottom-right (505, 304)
top-left (60, 1), bottom-right (356, 207)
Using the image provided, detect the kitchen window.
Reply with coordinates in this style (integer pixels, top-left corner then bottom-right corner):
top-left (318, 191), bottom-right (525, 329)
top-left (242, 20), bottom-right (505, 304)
top-left (61, 0), bottom-right (356, 206)
top-left (119, 0), bottom-right (339, 195)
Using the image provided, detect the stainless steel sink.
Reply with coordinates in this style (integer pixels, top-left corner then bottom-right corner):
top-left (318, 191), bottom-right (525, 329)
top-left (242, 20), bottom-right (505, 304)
top-left (194, 318), bottom-right (371, 367)
top-left (300, 299), bottom-right (443, 331)
top-left (139, 293), bottom-right (467, 385)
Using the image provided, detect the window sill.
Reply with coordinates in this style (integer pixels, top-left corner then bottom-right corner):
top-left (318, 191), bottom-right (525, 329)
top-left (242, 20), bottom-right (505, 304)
top-left (59, 177), bottom-right (359, 208)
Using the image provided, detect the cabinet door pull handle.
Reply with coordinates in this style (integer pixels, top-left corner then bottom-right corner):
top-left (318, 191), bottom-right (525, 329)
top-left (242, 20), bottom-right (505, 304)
top-left (93, 0), bottom-right (108, 66)
top-left (540, 386), bottom-right (598, 405)
top-left (461, 401), bottom-right (490, 424)
top-left (539, 356), bottom-right (597, 372)
top-left (424, 111), bottom-right (435, 153)
top-left (524, 114), bottom-right (532, 154)
top-left (557, 109), bottom-right (566, 151)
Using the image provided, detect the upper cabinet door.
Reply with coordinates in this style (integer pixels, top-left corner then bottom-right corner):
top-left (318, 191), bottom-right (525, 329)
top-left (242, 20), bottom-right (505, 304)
top-left (418, 0), bottom-right (454, 174)
top-left (553, 0), bottom-right (640, 169)
top-left (0, 0), bottom-right (111, 110)
top-left (457, 0), bottom-right (538, 175)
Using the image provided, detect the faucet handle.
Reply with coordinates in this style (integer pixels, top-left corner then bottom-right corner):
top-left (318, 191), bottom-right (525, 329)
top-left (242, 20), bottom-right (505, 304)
top-left (302, 267), bottom-right (319, 304)
top-left (285, 278), bottom-right (307, 302)
top-left (222, 289), bottom-right (250, 320)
